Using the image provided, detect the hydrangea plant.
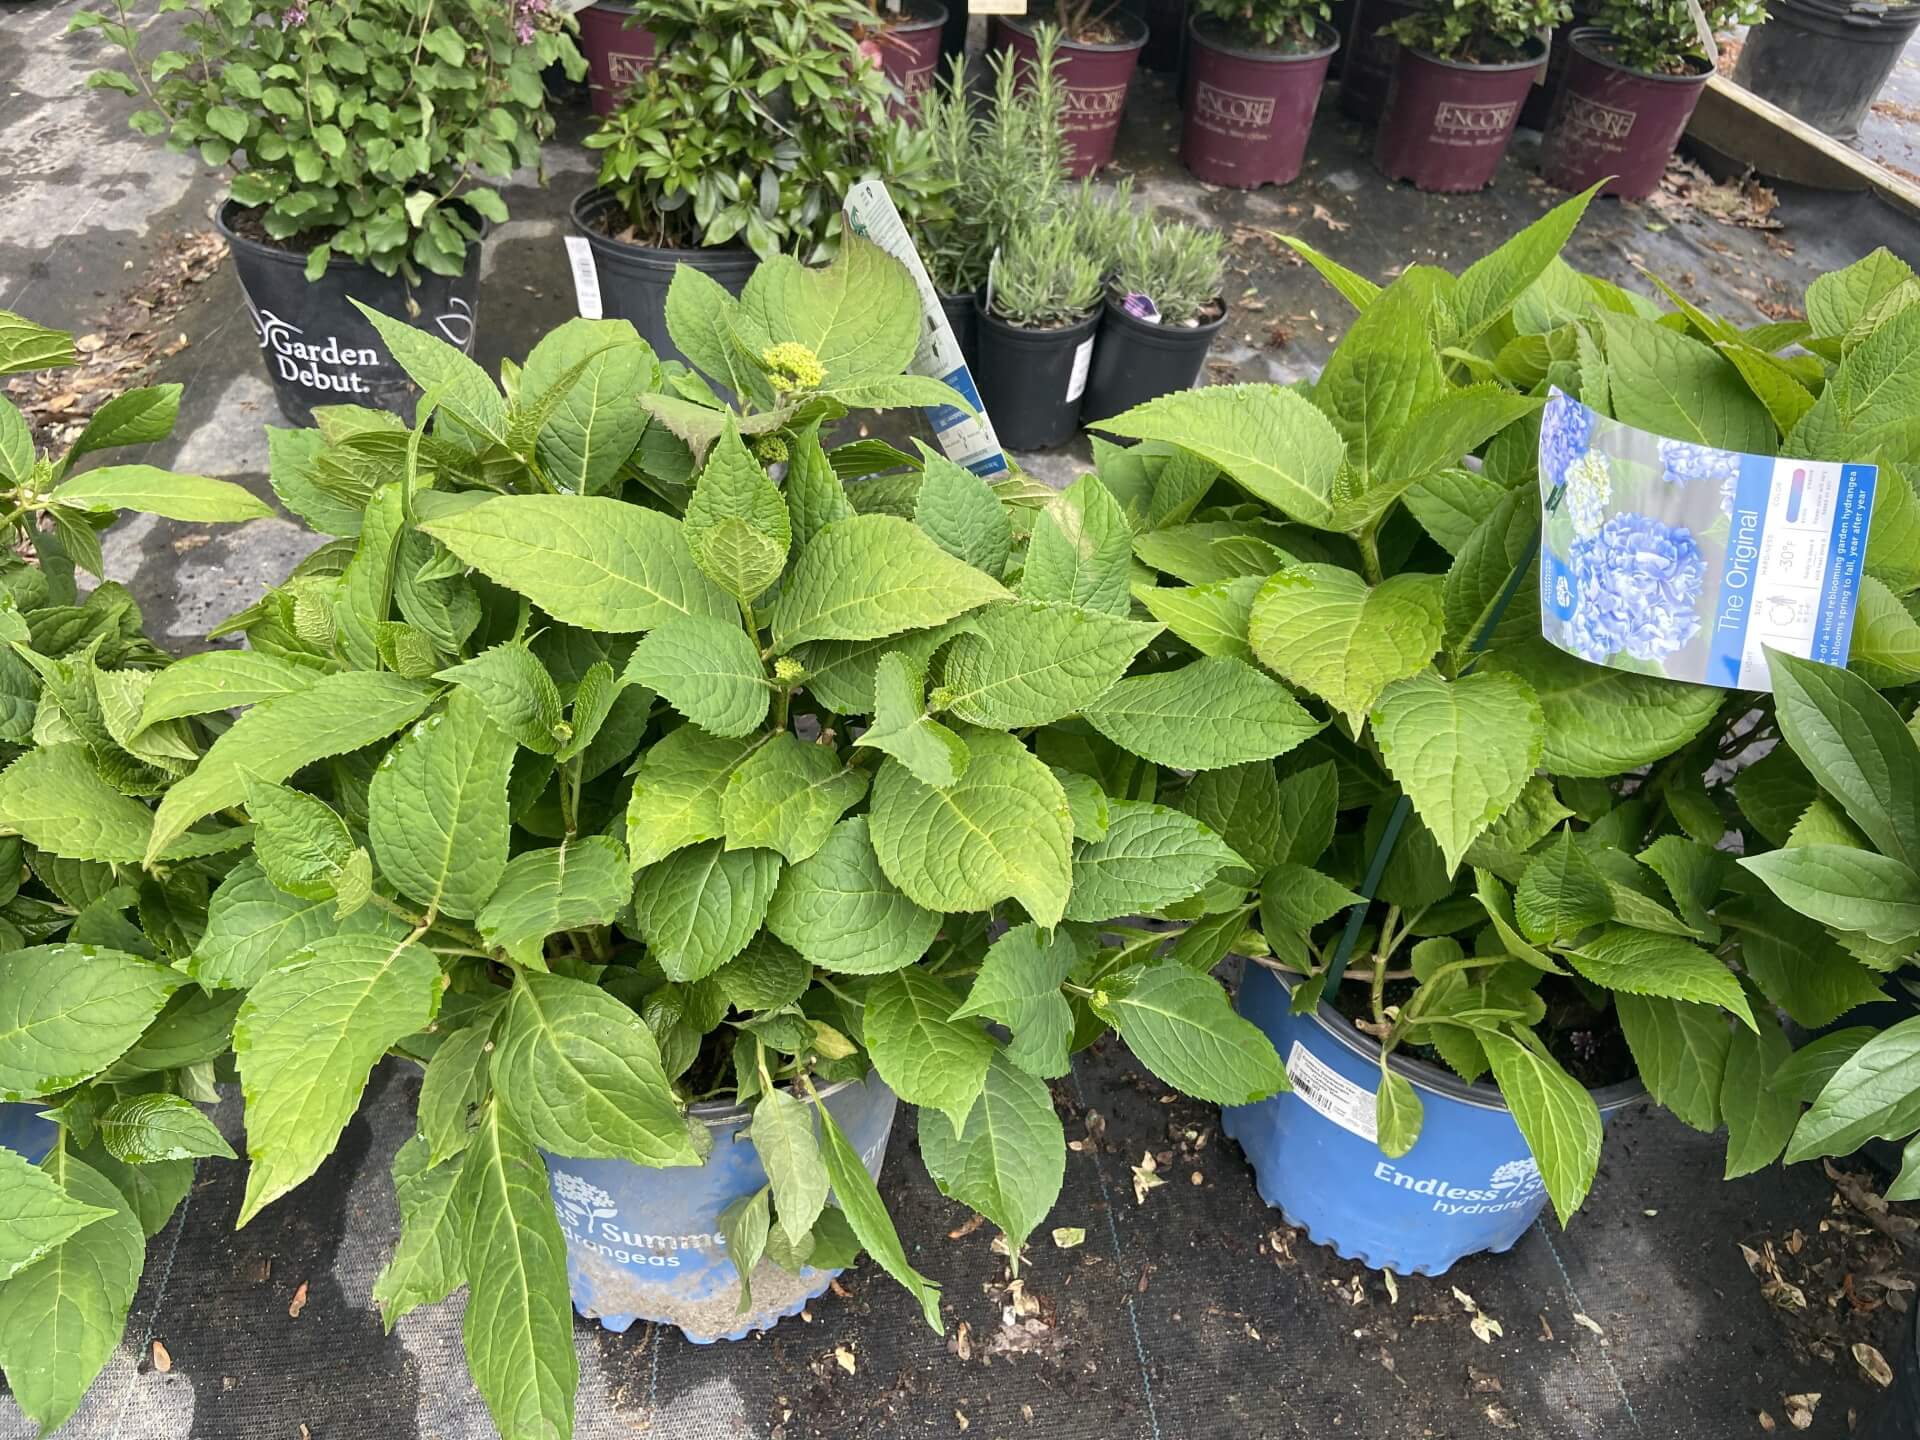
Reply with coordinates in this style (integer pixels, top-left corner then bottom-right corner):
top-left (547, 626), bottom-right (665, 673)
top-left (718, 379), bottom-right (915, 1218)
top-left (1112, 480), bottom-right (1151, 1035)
top-left (75, 0), bottom-right (582, 279)
top-left (0, 312), bottom-right (277, 1433)
top-left (91, 242), bottom-right (1291, 1439)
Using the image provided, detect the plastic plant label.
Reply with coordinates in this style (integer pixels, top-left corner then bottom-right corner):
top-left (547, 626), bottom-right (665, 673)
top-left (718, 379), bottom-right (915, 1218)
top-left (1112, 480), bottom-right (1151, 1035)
top-left (1065, 335), bottom-right (1095, 404)
top-left (563, 236), bottom-right (603, 321)
top-left (842, 180), bottom-right (1009, 477)
top-left (1285, 1041), bottom-right (1378, 1143)
top-left (1537, 387), bottom-right (1877, 691)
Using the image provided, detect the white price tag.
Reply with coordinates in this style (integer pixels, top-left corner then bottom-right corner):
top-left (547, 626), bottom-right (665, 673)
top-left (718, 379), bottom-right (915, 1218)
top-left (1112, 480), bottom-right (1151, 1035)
top-left (564, 235), bottom-right (603, 321)
top-left (1285, 1041), bottom-right (1378, 1143)
top-left (1065, 335), bottom-right (1095, 404)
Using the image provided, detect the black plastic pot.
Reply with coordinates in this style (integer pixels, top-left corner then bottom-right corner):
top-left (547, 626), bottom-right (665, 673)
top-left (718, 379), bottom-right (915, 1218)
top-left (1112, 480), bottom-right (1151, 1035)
top-left (1733, 0), bottom-right (1920, 141)
top-left (940, 291), bottom-right (979, 376)
top-left (1079, 294), bottom-right (1226, 427)
top-left (218, 199), bottom-right (484, 428)
top-left (1518, 3), bottom-right (1597, 131)
top-left (974, 306), bottom-right (1100, 451)
top-left (1865, 1300), bottom-right (1920, 1439)
top-left (569, 188), bottom-right (758, 369)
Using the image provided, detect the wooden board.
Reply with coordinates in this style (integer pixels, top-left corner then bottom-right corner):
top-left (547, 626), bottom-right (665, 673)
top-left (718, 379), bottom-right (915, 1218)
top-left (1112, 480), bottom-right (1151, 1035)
top-left (1687, 75), bottom-right (1920, 220)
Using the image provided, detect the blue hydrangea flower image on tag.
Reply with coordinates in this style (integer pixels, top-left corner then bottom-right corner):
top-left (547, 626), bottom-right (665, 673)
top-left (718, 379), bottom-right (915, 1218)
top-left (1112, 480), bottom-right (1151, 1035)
top-left (1537, 387), bottom-right (1879, 691)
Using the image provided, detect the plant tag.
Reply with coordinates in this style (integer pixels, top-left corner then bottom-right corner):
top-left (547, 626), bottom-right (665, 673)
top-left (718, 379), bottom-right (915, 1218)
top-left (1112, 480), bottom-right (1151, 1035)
top-left (1537, 387), bottom-right (1878, 691)
top-left (1066, 335), bottom-right (1095, 404)
top-left (968, 0), bottom-right (1028, 13)
top-left (843, 179), bottom-right (1009, 476)
top-left (563, 236), bottom-right (603, 321)
top-left (1285, 1041), bottom-right (1377, 1143)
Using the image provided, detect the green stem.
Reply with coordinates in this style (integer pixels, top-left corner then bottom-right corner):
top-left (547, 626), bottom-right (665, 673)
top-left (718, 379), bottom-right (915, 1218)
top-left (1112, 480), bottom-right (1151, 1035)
top-left (1357, 526), bottom-right (1385, 586)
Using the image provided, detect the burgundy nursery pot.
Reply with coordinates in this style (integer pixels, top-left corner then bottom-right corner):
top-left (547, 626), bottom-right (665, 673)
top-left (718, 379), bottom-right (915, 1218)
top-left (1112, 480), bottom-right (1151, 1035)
top-left (1539, 28), bottom-right (1713, 200)
top-left (869, 0), bottom-right (948, 108)
top-left (1338, 0), bottom-right (1419, 120)
top-left (1518, 3), bottom-right (1597, 130)
top-left (1374, 42), bottom-right (1545, 193)
top-left (1181, 18), bottom-right (1339, 188)
top-left (996, 12), bottom-right (1150, 177)
top-left (579, 1), bottom-right (657, 116)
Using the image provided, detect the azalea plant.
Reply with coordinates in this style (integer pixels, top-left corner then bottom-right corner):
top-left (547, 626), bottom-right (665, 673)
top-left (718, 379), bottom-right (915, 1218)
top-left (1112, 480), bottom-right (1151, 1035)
top-left (0, 311), bottom-right (277, 1434)
top-left (1584, 0), bottom-right (1766, 74)
top-left (1384, 0), bottom-right (1568, 62)
top-left (1189, 0), bottom-right (1335, 51)
top-left (75, 0), bottom-right (582, 279)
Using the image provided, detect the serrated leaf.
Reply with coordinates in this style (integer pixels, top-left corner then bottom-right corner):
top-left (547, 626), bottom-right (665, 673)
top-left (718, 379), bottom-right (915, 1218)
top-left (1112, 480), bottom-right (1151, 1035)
top-left (751, 1087), bottom-right (829, 1250)
top-left (1374, 1066), bottom-right (1423, 1160)
top-left (243, 778), bottom-right (355, 901)
top-left (735, 233), bottom-right (921, 387)
top-left (1083, 656), bottom-right (1322, 772)
top-left (437, 642), bottom-right (566, 754)
top-left (941, 600), bottom-right (1159, 729)
top-left (1482, 639), bottom-right (1721, 780)
top-left (1566, 928), bottom-right (1754, 1028)
top-left (234, 932), bottom-right (441, 1223)
top-left (1514, 831), bottom-right (1611, 944)
top-left (1138, 576), bottom-right (1261, 660)
top-left (720, 733), bottom-right (868, 864)
top-left (492, 969), bottom-right (700, 1167)
top-left (624, 616), bottom-right (769, 739)
top-left (1021, 475), bottom-right (1133, 616)
top-left (1722, 1013), bottom-right (1798, 1179)
top-left (50, 464), bottom-right (273, 522)
top-left (852, 651), bottom-right (970, 790)
top-left (914, 451), bottom-right (1011, 577)
top-left (863, 968), bottom-right (994, 1126)
top-left (135, 648), bottom-right (317, 730)
top-left (1249, 567), bottom-right (1444, 729)
top-left (1478, 1027), bottom-right (1602, 1224)
top-left (98, 1093), bottom-right (234, 1162)
top-left (812, 1091), bottom-right (943, 1332)
top-left (1786, 1014), bottom-right (1920, 1162)
top-left (188, 859), bottom-right (406, 990)
top-left (369, 689), bottom-right (514, 921)
top-left (421, 494), bottom-right (733, 634)
top-left (476, 836), bottom-right (630, 968)
top-left (353, 300), bottom-right (509, 447)
top-left (765, 816), bottom-right (940, 974)
top-left (1616, 993), bottom-right (1728, 1132)
top-left (1097, 963), bottom-right (1289, 1105)
top-left (0, 744), bottom-right (154, 863)
top-left (869, 730), bottom-right (1071, 926)
top-left (373, 1134), bottom-right (465, 1328)
top-left (953, 923), bottom-right (1080, 1079)
top-left (684, 422), bottom-right (790, 603)
top-left (769, 515), bottom-right (1009, 652)
top-left (624, 727), bottom-right (772, 870)
top-left (1065, 800), bottom-right (1240, 923)
top-left (419, 1019), bottom-right (494, 1167)
top-left (0, 1145), bottom-right (114, 1284)
top-left (919, 1052), bottom-right (1066, 1258)
top-left (522, 317), bottom-right (655, 496)
top-left (1181, 762), bottom-right (1283, 872)
top-left (0, 945), bottom-right (179, 1101)
top-left (1738, 844), bottom-right (1920, 942)
top-left (629, 841), bottom-right (781, 981)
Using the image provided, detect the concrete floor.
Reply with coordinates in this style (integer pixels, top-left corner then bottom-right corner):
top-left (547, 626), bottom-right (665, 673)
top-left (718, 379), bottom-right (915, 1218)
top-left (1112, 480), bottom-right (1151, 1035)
top-left (4, 3), bottom-right (1920, 1436)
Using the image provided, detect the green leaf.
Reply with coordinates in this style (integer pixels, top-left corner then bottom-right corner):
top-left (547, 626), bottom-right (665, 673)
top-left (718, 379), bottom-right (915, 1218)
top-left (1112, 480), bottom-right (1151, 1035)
top-left (1721, 1013), bottom-right (1798, 1179)
top-left (1513, 831), bottom-right (1612, 944)
top-left (65, 385), bottom-right (180, 464)
top-left (146, 672), bottom-right (438, 862)
top-left (940, 600), bottom-right (1160, 729)
top-left (1374, 1066), bottom-right (1423, 1160)
top-left (720, 733), bottom-right (868, 864)
top-left (50, 464), bottom-right (272, 522)
top-left (1182, 762), bottom-right (1283, 872)
top-left (1331, 386), bottom-right (1541, 531)
top-left (624, 616), bottom-right (769, 739)
top-left (419, 1019), bottom-right (494, 1167)
top-left (1481, 639), bottom-right (1721, 779)
top-left (718, 1187), bottom-right (771, 1311)
top-left (1768, 1026), bottom-right (1875, 1102)
top-left (769, 515), bottom-right (1009, 652)
top-left (1273, 762), bottom-right (1340, 866)
top-left (243, 778), bottom-right (356, 901)
top-left (1786, 1015), bottom-right (1920, 1162)
top-left (420, 495), bottom-right (733, 634)
top-left (915, 453), bottom-right (1011, 578)
top-left (1065, 800), bottom-right (1241, 922)
top-left (1806, 248), bottom-right (1914, 337)
top-left (1448, 184), bottom-right (1598, 342)
top-left (437, 642), bottom-right (566, 754)
top-left (712, 935), bottom-right (811, 1012)
top-left (492, 970), bottom-right (701, 1167)
top-left (1849, 575), bottom-right (1920, 686)
top-left (1260, 863), bottom-right (1363, 946)
top-left (1478, 1027), bottom-right (1602, 1224)
top-left (1402, 466), bottom-right (1511, 555)
top-left (0, 310), bottom-right (76, 375)
top-left (1616, 993), bottom-right (1729, 1132)
top-left (1249, 567), bottom-right (1444, 729)
top-left (1766, 648), bottom-right (1920, 873)
top-left (1138, 576), bottom-right (1261, 660)
top-left (736, 232), bottom-right (920, 386)
top-left (664, 264), bottom-right (765, 401)
top-left (454, 1101), bottom-right (578, 1440)
top-left (1311, 275), bottom-right (1446, 476)
top-left (751, 1087), bottom-right (829, 1250)
top-left (852, 651), bottom-right (970, 790)
top-left (0, 1146), bottom-right (113, 1284)
top-left (1601, 311), bottom-right (1775, 452)
top-left (373, 1135), bottom-right (465, 1329)
top-left (188, 859), bottom-right (406, 991)
top-left (476, 837), bottom-right (630, 968)
top-left (1084, 656), bottom-right (1322, 772)
top-left (0, 945), bottom-right (179, 1101)
top-left (869, 730), bottom-right (1072, 926)
top-left (522, 318), bottom-right (655, 496)
top-left (629, 841), bottom-right (781, 981)
top-left (864, 968), bottom-right (995, 1127)
top-left (353, 299), bottom-right (509, 447)
top-left (136, 649), bottom-right (316, 730)
top-left (918, 1052), bottom-right (1066, 1258)
top-left (785, 423), bottom-right (853, 547)
top-left (0, 1155), bottom-right (143, 1433)
top-left (1371, 671), bottom-right (1543, 874)
top-left (98, 1092), bottom-right (234, 1162)
top-left (0, 744), bottom-right (155, 863)
top-left (1275, 233), bottom-right (1381, 312)
top-left (812, 1089), bottom-right (943, 1332)
top-left (684, 422), bottom-right (790, 603)
top-left (369, 688), bottom-right (515, 921)
top-left (1720, 887), bottom-right (1886, 1030)
top-left (952, 923), bottom-right (1079, 1079)
top-left (1021, 475), bottom-right (1133, 616)
top-left (1093, 384), bottom-right (1344, 530)
top-left (765, 816), bottom-right (940, 974)
top-left (1096, 963), bottom-right (1290, 1105)
top-left (1738, 844), bottom-right (1920, 942)
top-left (234, 933), bottom-right (439, 1223)
top-left (1566, 928), bottom-right (1754, 1027)
top-left (624, 728), bottom-right (772, 870)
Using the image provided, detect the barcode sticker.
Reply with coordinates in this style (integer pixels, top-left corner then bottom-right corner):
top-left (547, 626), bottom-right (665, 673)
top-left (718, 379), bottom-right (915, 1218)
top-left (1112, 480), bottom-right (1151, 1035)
top-left (1285, 1041), bottom-right (1378, 1143)
top-left (564, 236), bottom-right (603, 320)
top-left (1065, 335), bottom-right (1095, 404)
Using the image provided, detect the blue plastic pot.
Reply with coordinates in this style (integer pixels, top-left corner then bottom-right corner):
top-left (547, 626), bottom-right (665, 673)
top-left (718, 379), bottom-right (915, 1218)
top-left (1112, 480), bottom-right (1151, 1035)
top-left (542, 1070), bottom-right (897, 1343)
top-left (1223, 963), bottom-right (1643, 1275)
top-left (0, 1102), bottom-right (56, 1164)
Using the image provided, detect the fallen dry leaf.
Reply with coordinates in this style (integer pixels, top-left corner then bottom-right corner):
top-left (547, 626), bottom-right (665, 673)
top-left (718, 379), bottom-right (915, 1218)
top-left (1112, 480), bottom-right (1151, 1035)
top-left (1855, 1342), bottom-right (1894, 1388)
top-left (1052, 1227), bottom-right (1086, 1250)
top-left (1573, 1313), bottom-right (1605, 1338)
top-left (1758, 1409), bottom-right (1775, 1432)
top-left (955, 1409), bottom-right (969, 1432)
top-left (834, 1345), bottom-right (856, 1375)
top-left (1132, 1152), bottom-right (1164, 1206)
top-left (151, 1339), bottom-right (171, 1373)
top-left (1783, 1393), bottom-right (1820, 1430)
top-left (288, 1282), bottom-right (308, 1319)
top-left (1311, 204), bottom-right (1350, 232)
top-left (948, 1213), bottom-right (985, 1241)
top-left (1382, 1270), bottom-right (1398, 1305)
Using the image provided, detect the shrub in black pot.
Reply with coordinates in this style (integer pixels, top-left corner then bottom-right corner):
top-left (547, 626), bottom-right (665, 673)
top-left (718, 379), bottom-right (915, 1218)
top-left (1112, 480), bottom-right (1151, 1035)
top-left (1733, 0), bottom-right (1917, 141)
top-left (77, 0), bottom-right (583, 425)
top-left (977, 208), bottom-right (1104, 450)
top-left (1080, 210), bottom-right (1228, 426)
top-left (577, 0), bottom-right (943, 366)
